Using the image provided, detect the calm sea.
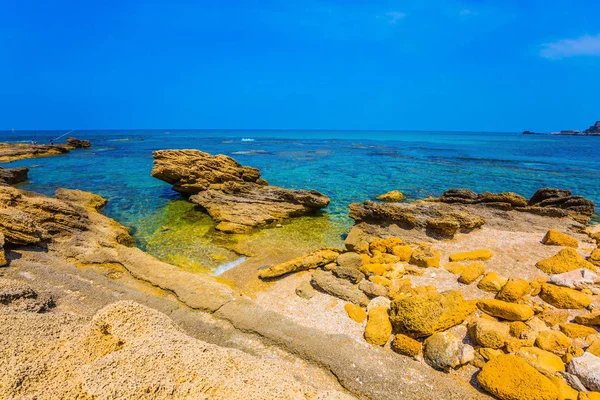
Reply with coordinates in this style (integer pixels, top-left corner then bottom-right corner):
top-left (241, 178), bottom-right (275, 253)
top-left (3, 130), bottom-right (599, 271)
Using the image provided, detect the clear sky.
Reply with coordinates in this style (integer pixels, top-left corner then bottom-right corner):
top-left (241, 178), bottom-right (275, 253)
top-left (2, 0), bottom-right (600, 132)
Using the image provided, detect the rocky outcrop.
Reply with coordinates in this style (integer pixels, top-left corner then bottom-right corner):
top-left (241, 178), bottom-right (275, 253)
top-left (438, 187), bottom-right (595, 223)
top-left (66, 137), bottom-right (91, 148)
top-left (583, 121), bottom-right (600, 135)
top-left (151, 150), bottom-right (330, 233)
top-left (0, 139), bottom-right (90, 163)
top-left (0, 166), bottom-right (28, 185)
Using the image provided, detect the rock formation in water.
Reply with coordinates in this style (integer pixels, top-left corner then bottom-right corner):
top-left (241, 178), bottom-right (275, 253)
top-left (583, 121), bottom-right (600, 135)
top-left (0, 137), bottom-right (91, 163)
top-left (0, 166), bottom-right (28, 185)
top-left (151, 150), bottom-right (330, 233)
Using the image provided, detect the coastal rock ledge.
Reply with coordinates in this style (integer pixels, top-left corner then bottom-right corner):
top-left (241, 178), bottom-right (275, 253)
top-left (151, 150), bottom-right (330, 233)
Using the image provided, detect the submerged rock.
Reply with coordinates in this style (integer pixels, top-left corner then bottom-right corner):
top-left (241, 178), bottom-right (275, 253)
top-left (151, 150), bottom-right (330, 232)
top-left (376, 190), bottom-right (404, 202)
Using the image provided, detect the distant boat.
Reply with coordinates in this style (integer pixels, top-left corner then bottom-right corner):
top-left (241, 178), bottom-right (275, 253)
top-left (241, 138), bottom-right (255, 142)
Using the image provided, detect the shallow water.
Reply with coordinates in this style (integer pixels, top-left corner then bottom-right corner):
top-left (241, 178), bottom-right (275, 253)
top-left (3, 129), bottom-right (600, 272)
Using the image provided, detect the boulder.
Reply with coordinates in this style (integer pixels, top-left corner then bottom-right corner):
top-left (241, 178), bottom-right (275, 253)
top-left (422, 331), bottom-right (474, 371)
top-left (568, 352), bottom-right (600, 391)
top-left (516, 347), bottom-right (566, 376)
top-left (259, 249), bottom-right (339, 279)
top-left (343, 226), bottom-right (370, 253)
top-left (479, 192), bottom-right (528, 207)
top-left (449, 249), bottom-right (493, 262)
top-left (540, 283), bottom-right (592, 309)
top-left (358, 280), bottom-right (388, 298)
top-left (152, 150), bottom-right (330, 232)
top-left (496, 278), bottom-right (531, 302)
top-left (590, 249), bottom-right (600, 268)
top-left (477, 299), bottom-right (534, 321)
top-left (344, 303), bottom-right (367, 323)
top-left (548, 376), bottom-right (579, 400)
top-left (332, 266), bottom-right (364, 284)
top-left (478, 272), bottom-right (508, 293)
top-left (458, 262), bottom-right (485, 284)
top-left (391, 334), bottom-right (421, 358)
top-left (55, 188), bottom-right (108, 211)
top-left (376, 190), bottom-right (404, 202)
top-left (391, 244), bottom-right (413, 262)
top-left (550, 269), bottom-right (600, 293)
top-left (390, 290), bottom-right (476, 338)
top-left (369, 237), bottom-right (403, 254)
top-left (559, 323), bottom-right (597, 339)
top-left (310, 270), bottom-right (369, 306)
top-left (66, 137), bottom-right (91, 148)
top-left (0, 166), bottom-right (28, 185)
top-left (536, 248), bottom-right (596, 274)
top-left (542, 229), bottom-right (579, 248)
top-left (477, 355), bottom-right (558, 400)
top-left (528, 188), bottom-right (595, 222)
top-left (364, 306), bottom-right (392, 346)
top-left (335, 251), bottom-right (363, 269)
top-left (426, 217), bottom-right (461, 238)
top-left (575, 312), bottom-right (600, 327)
top-left (535, 330), bottom-right (572, 356)
top-left (588, 339), bottom-right (600, 357)
top-left (409, 246), bottom-right (441, 268)
top-left (468, 318), bottom-right (510, 349)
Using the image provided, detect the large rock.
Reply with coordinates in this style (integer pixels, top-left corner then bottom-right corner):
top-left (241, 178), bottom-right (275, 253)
top-left (310, 270), bottom-right (369, 306)
top-left (542, 229), bottom-right (579, 248)
top-left (529, 188), bottom-right (595, 221)
top-left (0, 166), bottom-right (28, 185)
top-left (568, 352), bottom-right (600, 391)
top-left (540, 283), bottom-right (592, 309)
top-left (536, 248), bottom-right (596, 274)
top-left (575, 312), bottom-right (600, 327)
top-left (390, 290), bottom-right (476, 338)
top-left (468, 318), bottom-right (510, 349)
top-left (550, 269), bottom-right (600, 293)
top-left (376, 190), bottom-right (404, 202)
top-left (151, 150), bottom-right (330, 232)
top-left (515, 347), bottom-right (565, 376)
top-left (364, 306), bottom-right (392, 346)
top-left (477, 355), bottom-right (558, 400)
top-left (423, 331), bottom-right (474, 371)
top-left (65, 137), bottom-right (91, 148)
top-left (477, 299), bottom-right (534, 321)
top-left (259, 249), bottom-right (339, 279)
top-left (535, 330), bottom-right (572, 356)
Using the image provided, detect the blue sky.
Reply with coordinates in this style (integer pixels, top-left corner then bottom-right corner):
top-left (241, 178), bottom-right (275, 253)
top-left (2, 0), bottom-right (600, 132)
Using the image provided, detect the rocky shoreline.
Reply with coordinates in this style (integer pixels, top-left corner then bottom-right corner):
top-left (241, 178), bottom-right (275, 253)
top-left (1, 144), bottom-right (599, 400)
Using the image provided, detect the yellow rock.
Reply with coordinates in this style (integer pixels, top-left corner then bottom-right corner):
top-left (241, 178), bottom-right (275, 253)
top-left (391, 244), bottom-right (413, 262)
top-left (536, 248), bottom-right (597, 274)
top-left (376, 190), bottom-right (405, 202)
top-left (359, 263), bottom-right (391, 277)
top-left (563, 344), bottom-right (584, 364)
top-left (590, 248), bottom-right (600, 267)
top-left (458, 262), bottom-right (486, 284)
top-left (468, 318), bottom-right (510, 349)
top-left (479, 347), bottom-right (504, 361)
top-left (542, 229), bottom-right (579, 248)
top-left (364, 306), bottom-right (392, 346)
top-left (496, 278), bottom-right (532, 302)
top-left (516, 346), bottom-right (565, 375)
top-left (369, 275), bottom-right (391, 287)
top-left (575, 311), bottom-right (600, 326)
top-left (369, 238), bottom-right (403, 254)
top-left (559, 323), bottom-right (598, 339)
top-left (535, 330), bottom-right (572, 356)
top-left (586, 339), bottom-right (600, 357)
top-left (478, 272), bottom-right (508, 293)
top-left (390, 334), bottom-right (421, 357)
top-left (444, 262), bottom-right (466, 275)
top-left (409, 285), bottom-right (437, 296)
top-left (510, 321), bottom-right (530, 339)
top-left (579, 392), bottom-right (600, 400)
top-left (477, 354), bottom-right (558, 400)
top-left (477, 299), bottom-right (535, 321)
top-left (548, 376), bottom-right (578, 400)
top-left (381, 253), bottom-right (399, 264)
top-left (540, 308), bottom-right (570, 327)
top-left (506, 338), bottom-right (535, 353)
top-left (409, 246), bottom-right (440, 268)
top-left (540, 284), bottom-right (592, 310)
top-left (449, 249), bottom-right (494, 262)
top-left (390, 290), bottom-right (476, 338)
top-left (344, 303), bottom-right (367, 323)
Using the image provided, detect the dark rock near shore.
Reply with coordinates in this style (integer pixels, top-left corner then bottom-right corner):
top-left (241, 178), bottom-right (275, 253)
top-left (152, 150), bottom-right (330, 233)
top-left (66, 137), bottom-right (91, 148)
top-left (0, 166), bottom-right (28, 185)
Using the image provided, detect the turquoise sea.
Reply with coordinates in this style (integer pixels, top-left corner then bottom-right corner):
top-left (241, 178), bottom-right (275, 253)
top-left (3, 130), bottom-right (600, 272)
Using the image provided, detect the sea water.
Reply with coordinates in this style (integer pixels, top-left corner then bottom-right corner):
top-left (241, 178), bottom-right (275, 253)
top-left (3, 130), bottom-right (600, 272)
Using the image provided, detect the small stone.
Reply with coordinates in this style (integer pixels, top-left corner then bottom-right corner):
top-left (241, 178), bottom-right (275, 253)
top-left (535, 330), bottom-right (572, 356)
top-left (559, 323), bottom-right (598, 339)
top-left (516, 346), bottom-right (566, 376)
top-left (409, 246), bottom-right (440, 268)
top-left (542, 229), bottom-right (579, 248)
top-left (478, 272), bottom-right (508, 293)
top-left (391, 334), bottom-right (421, 358)
top-left (376, 190), bottom-right (404, 202)
top-left (540, 283), bottom-right (592, 309)
top-left (332, 266), bottom-right (364, 284)
top-left (364, 306), bottom-right (392, 346)
top-left (568, 352), bottom-right (600, 391)
top-left (358, 280), bottom-right (388, 298)
top-left (449, 249), bottom-right (493, 262)
top-left (444, 262), bottom-right (466, 275)
top-left (369, 237), bottom-right (403, 254)
top-left (344, 303), bottom-right (367, 323)
top-left (477, 299), bottom-right (535, 321)
top-left (390, 245), bottom-right (413, 262)
top-left (295, 281), bottom-right (316, 299)
top-left (423, 331), bottom-right (474, 371)
top-left (336, 252), bottom-right (363, 269)
top-left (496, 278), bottom-right (531, 302)
top-left (468, 318), bottom-right (510, 349)
top-left (477, 355), bottom-right (558, 400)
top-left (359, 263), bottom-right (392, 277)
top-left (536, 248), bottom-right (596, 275)
top-left (458, 262), bottom-right (485, 284)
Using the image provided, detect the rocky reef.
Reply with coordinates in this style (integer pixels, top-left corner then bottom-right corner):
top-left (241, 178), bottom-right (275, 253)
top-left (151, 150), bottom-right (330, 233)
top-left (0, 137), bottom-right (91, 163)
top-left (0, 166), bottom-right (28, 185)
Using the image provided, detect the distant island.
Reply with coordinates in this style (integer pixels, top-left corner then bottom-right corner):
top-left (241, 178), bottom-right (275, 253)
top-left (523, 120), bottom-right (600, 136)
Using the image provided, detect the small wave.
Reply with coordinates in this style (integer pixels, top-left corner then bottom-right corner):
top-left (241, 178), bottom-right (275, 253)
top-left (212, 256), bottom-right (246, 276)
top-left (241, 138), bottom-right (255, 142)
